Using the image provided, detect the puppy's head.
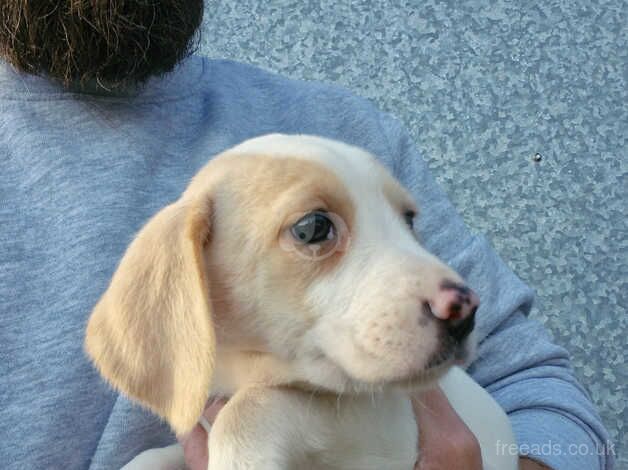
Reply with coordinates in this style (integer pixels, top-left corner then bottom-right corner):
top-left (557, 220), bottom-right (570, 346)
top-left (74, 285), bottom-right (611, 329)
top-left (85, 134), bottom-right (478, 434)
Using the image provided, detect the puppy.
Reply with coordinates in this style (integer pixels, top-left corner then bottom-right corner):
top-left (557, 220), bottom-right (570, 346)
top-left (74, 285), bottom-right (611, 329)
top-left (85, 134), bottom-right (517, 470)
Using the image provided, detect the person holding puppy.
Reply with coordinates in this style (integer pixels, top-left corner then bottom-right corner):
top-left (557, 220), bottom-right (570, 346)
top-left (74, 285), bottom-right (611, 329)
top-left (0, 1), bottom-right (611, 469)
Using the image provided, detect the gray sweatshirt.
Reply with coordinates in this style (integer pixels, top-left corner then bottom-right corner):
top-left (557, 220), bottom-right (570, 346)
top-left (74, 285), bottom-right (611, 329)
top-left (0, 56), bottom-right (612, 469)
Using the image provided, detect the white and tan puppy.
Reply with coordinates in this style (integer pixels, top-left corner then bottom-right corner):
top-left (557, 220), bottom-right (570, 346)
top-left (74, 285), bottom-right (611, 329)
top-left (85, 134), bottom-right (517, 470)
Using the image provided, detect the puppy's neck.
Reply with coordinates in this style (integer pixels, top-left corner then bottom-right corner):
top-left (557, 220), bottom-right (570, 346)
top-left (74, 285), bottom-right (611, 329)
top-left (212, 349), bottom-right (299, 395)
top-left (211, 347), bottom-right (369, 397)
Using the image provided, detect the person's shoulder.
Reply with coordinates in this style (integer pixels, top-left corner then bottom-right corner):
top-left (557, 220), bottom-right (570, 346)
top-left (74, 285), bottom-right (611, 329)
top-left (199, 56), bottom-right (377, 113)
top-left (196, 56), bottom-right (394, 156)
top-left (200, 57), bottom-right (337, 92)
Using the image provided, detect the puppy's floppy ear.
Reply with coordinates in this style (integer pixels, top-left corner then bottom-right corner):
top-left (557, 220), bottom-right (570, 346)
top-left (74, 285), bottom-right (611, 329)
top-left (85, 196), bottom-right (214, 435)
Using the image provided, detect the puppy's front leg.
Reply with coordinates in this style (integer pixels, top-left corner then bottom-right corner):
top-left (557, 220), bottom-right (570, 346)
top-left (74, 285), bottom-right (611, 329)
top-left (208, 387), bottom-right (323, 470)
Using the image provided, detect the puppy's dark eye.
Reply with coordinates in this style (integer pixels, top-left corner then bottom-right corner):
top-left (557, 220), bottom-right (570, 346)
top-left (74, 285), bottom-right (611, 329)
top-left (403, 210), bottom-right (416, 229)
top-left (291, 211), bottom-right (335, 244)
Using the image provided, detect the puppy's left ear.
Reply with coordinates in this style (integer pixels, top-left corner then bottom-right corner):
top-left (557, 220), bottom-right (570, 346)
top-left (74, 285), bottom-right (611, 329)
top-left (85, 197), bottom-right (215, 435)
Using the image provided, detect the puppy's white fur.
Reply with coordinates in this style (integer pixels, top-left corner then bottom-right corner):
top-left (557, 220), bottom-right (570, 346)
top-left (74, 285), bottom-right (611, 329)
top-left (86, 134), bottom-right (517, 470)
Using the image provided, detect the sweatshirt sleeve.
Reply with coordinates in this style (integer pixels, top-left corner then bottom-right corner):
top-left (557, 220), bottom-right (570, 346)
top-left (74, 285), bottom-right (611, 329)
top-left (377, 112), bottom-right (614, 470)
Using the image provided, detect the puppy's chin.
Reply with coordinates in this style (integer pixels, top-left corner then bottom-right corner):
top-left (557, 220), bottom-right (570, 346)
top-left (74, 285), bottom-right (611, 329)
top-left (385, 336), bottom-right (476, 392)
top-left (363, 348), bottom-right (467, 393)
top-left (297, 337), bottom-right (475, 396)
top-left (388, 339), bottom-right (475, 393)
top-left (292, 359), bottom-right (451, 396)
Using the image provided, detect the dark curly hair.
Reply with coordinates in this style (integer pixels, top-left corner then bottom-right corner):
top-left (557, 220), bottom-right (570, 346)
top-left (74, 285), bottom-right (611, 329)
top-left (0, 0), bottom-right (203, 89)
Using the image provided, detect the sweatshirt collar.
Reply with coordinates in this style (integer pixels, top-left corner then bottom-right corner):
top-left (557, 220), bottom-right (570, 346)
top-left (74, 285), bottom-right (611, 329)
top-left (0, 55), bottom-right (205, 101)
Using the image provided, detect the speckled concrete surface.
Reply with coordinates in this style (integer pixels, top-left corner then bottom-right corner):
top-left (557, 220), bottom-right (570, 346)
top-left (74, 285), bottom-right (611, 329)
top-left (199, 0), bottom-right (627, 465)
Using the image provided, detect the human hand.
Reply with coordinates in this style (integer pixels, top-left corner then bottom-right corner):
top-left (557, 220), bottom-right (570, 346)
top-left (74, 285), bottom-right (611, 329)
top-left (520, 457), bottom-right (552, 469)
top-left (411, 386), bottom-right (483, 470)
top-left (178, 398), bottom-right (227, 470)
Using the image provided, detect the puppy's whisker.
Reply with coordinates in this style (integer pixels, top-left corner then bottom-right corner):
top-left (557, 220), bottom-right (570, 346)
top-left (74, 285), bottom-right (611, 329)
top-left (306, 386), bottom-right (319, 417)
top-left (401, 355), bottom-right (414, 390)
